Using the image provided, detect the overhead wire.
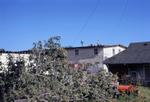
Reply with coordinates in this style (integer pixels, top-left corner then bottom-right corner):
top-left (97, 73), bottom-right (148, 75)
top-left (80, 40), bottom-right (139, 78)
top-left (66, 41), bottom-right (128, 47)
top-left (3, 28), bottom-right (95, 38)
top-left (118, 0), bottom-right (128, 27)
top-left (78, 0), bottom-right (101, 34)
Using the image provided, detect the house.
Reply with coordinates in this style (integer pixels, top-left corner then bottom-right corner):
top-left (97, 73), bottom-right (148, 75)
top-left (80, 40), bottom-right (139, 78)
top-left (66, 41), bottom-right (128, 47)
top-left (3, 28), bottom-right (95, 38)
top-left (104, 42), bottom-right (150, 85)
top-left (65, 44), bottom-right (126, 72)
top-left (0, 44), bottom-right (126, 73)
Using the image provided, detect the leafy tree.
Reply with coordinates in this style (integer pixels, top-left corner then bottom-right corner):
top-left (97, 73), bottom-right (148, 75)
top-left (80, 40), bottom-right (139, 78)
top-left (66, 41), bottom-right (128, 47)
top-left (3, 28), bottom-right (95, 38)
top-left (0, 36), bottom-right (118, 102)
top-left (0, 55), bottom-right (27, 101)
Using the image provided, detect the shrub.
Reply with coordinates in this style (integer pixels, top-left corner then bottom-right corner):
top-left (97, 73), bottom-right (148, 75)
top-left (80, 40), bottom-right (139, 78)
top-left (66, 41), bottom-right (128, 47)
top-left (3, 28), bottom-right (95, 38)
top-left (0, 36), bottom-right (118, 102)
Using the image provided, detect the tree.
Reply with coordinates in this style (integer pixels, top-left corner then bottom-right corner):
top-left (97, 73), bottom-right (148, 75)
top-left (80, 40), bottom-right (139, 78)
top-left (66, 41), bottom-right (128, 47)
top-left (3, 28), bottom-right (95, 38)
top-left (0, 55), bottom-right (27, 101)
top-left (0, 36), bottom-right (118, 102)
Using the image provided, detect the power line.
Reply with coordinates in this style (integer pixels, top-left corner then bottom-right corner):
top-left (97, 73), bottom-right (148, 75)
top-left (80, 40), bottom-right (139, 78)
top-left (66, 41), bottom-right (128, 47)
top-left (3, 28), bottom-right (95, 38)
top-left (78, 0), bottom-right (101, 34)
top-left (118, 0), bottom-right (128, 27)
top-left (113, 0), bottom-right (128, 34)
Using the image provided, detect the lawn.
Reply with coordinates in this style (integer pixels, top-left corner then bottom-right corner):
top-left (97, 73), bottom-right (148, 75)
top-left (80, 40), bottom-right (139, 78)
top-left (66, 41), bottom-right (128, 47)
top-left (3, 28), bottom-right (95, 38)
top-left (138, 86), bottom-right (150, 101)
top-left (117, 86), bottom-right (150, 102)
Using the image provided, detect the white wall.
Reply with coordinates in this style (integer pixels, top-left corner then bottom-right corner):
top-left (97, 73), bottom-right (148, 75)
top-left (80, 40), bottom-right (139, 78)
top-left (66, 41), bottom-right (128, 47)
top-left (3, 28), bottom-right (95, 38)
top-left (103, 46), bottom-right (126, 71)
top-left (103, 46), bottom-right (125, 60)
top-left (67, 47), bottom-right (103, 66)
top-left (0, 53), bottom-right (30, 72)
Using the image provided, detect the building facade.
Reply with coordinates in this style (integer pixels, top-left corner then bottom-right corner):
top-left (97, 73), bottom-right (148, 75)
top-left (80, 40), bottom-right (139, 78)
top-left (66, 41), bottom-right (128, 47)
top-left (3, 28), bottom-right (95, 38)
top-left (65, 44), bottom-right (126, 72)
top-left (0, 44), bottom-right (126, 73)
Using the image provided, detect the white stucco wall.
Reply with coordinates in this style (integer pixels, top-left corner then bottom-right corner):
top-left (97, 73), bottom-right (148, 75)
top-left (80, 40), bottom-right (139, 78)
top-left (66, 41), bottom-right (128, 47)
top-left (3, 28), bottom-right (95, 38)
top-left (66, 47), bottom-right (104, 73)
top-left (67, 47), bottom-right (103, 67)
top-left (103, 46), bottom-right (126, 71)
top-left (66, 45), bottom-right (126, 72)
top-left (103, 46), bottom-right (125, 60)
top-left (0, 53), bottom-right (30, 72)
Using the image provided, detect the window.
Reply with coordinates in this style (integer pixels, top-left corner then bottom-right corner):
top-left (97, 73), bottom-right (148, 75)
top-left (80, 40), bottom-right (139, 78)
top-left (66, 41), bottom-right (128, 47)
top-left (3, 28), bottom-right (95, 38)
top-left (145, 67), bottom-right (150, 81)
top-left (112, 49), bottom-right (115, 55)
top-left (119, 49), bottom-right (121, 53)
top-left (75, 49), bottom-right (79, 55)
top-left (130, 71), bottom-right (137, 81)
top-left (94, 48), bottom-right (98, 55)
top-left (95, 62), bottom-right (100, 65)
top-left (144, 43), bottom-right (148, 46)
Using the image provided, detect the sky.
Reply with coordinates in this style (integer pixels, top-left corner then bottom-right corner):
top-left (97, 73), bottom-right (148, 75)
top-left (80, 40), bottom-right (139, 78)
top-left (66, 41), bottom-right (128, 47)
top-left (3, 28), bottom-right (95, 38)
top-left (0, 0), bottom-right (149, 51)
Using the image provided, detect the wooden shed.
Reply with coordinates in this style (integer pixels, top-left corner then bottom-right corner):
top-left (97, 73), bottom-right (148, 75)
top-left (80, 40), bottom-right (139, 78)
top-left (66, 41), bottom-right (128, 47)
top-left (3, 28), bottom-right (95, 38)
top-left (104, 42), bottom-right (150, 85)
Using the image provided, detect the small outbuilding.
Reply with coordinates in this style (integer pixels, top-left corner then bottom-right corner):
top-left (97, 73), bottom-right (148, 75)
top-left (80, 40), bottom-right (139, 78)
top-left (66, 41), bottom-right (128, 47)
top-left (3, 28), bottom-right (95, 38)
top-left (104, 42), bottom-right (150, 85)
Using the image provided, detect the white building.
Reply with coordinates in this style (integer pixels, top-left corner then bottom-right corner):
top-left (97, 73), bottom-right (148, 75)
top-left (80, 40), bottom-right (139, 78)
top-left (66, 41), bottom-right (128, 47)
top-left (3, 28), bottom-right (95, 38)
top-left (0, 44), bottom-right (126, 73)
top-left (65, 44), bottom-right (126, 72)
top-left (0, 49), bottom-right (30, 72)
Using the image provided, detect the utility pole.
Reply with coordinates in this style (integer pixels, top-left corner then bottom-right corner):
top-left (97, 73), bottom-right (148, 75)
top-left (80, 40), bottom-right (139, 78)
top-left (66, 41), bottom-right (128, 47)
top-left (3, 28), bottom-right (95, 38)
top-left (81, 40), bottom-right (84, 46)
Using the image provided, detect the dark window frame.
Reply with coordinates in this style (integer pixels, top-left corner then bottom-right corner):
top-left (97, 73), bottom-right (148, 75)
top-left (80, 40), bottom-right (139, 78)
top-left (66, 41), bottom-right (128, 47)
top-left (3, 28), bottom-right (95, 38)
top-left (94, 48), bottom-right (98, 55)
top-left (75, 49), bottom-right (79, 55)
top-left (119, 49), bottom-right (121, 53)
top-left (112, 49), bottom-right (115, 55)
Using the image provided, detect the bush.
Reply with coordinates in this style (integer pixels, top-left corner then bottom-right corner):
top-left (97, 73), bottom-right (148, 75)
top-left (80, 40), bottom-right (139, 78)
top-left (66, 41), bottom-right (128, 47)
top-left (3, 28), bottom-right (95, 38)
top-left (0, 36), bottom-right (118, 102)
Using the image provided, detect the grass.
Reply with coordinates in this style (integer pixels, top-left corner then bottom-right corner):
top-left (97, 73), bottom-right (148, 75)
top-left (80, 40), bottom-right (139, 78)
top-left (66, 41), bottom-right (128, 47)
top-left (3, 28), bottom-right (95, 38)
top-left (117, 86), bottom-right (150, 102)
top-left (138, 86), bottom-right (150, 101)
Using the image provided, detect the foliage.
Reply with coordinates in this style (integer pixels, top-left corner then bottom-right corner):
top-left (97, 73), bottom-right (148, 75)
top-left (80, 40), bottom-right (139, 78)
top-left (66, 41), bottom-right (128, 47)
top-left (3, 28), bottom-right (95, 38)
top-left (67, 68), bottom-right (119, 102)
top-left (0, 55), bottom-right (27, 101)
top-left (0, 36), bottom-right (118, 102)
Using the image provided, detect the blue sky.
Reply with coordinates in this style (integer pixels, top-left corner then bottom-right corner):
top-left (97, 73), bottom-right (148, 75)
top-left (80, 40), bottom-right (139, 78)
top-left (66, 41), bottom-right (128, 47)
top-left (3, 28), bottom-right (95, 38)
top-left (0, 0), bottom-right (149, 50)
